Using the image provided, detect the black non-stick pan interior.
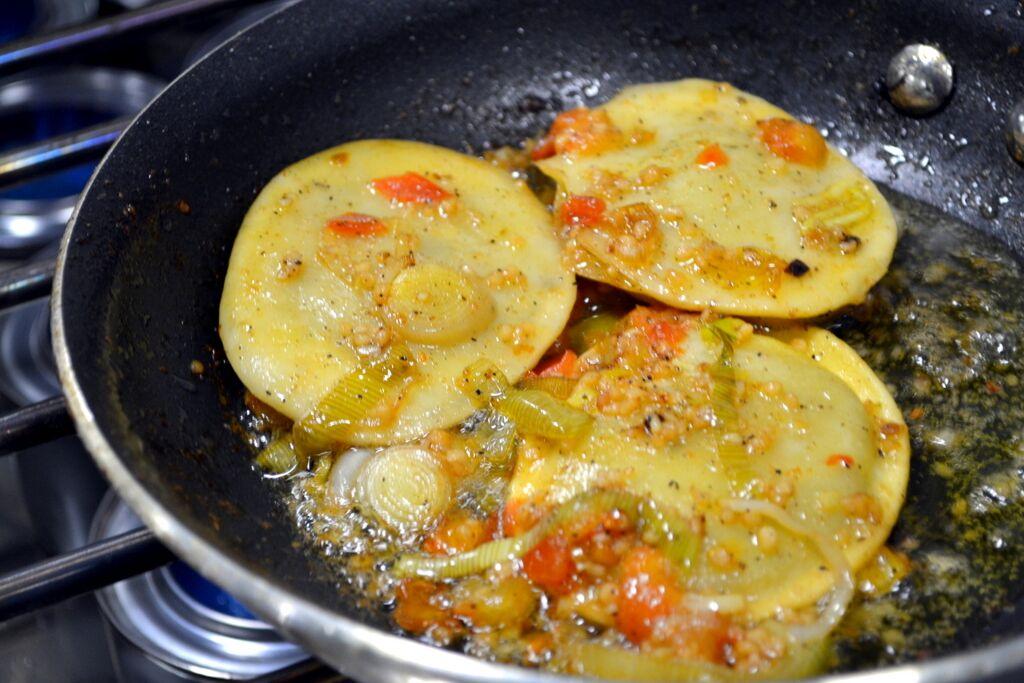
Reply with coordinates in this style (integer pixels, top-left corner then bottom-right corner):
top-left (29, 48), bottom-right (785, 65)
top-left (58, 0), bottom-right (1024, 672)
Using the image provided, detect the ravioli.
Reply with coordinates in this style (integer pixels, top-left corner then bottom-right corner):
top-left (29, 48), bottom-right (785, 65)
top-left (506, 308), bottom-right (909, 617)
top-left (220, 140), bottom-right (575, 445)
top-left (534, 79), bottom-right (898, 318)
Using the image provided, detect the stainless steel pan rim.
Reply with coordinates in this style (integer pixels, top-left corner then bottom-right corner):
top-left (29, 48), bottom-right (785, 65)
top-left (48, 3), bottom-right (1024, 682)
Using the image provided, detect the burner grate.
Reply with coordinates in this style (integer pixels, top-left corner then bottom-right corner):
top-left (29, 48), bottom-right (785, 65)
top-left (0, 2), bottom-right (340, 680)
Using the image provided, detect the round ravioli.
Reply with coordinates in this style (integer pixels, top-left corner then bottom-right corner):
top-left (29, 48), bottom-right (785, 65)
top-left (505, 308), bottom-right (909, 618)
top-left (534, 79), bottom-right (898, 318)
top-left (220, 140), bottom-right (575, 445)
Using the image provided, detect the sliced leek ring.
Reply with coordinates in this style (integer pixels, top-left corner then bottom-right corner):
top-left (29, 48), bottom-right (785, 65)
top-left (386, 263), bottom-right (494, 345)
top-left (356, 446), bottom-right (452, 533)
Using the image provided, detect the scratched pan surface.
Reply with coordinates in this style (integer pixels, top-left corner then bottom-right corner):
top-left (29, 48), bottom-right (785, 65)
top-left (52, 0), bottom-right (1024, 681)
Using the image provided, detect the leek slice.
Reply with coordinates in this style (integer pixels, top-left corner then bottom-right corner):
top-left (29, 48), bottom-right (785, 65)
top-left (256, 435), bottom-right (299, 476)
top-left (516, 375), bottom-right (578, 399)
top-left (495, 389), bottom-right (592, 440)
top-left (357, 446), bottom-right (452, 533)
top-left (386, 263), bottom-right (494, 345)
top-left (394, 527), bottom-right (545, 579)
top-left (458, 469), bottom-right (509, 516)
top-left (460, 361), bottom-right (591, 440)
top-left (458, 360), bottom-right (510, 408)
top-left (394, 489), bottom-right (697, 579)
top-left (702, 319), bottom-right (757, 490)
top-left (465, 410), bottom-right (517, 469)
top-left (459, 411), bottom-right (518, 514)
top-left (295, 345), bottom-right (414, 447)
top-left (639, 500), bottom-right (701, 570)
top-left (568, 312), bottom-right (620, 353)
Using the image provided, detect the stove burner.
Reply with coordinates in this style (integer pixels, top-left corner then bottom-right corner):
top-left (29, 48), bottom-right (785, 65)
top-left (0, 68), bottom-right (164, 257)
top-left (0, 240), bottom-right (60, 405)
top-left (0, 297), bottom-right (58, 405)
top-left (0, 0), bottom-right (98, 44)
top-left (91, 493), bottom-right (310, 680)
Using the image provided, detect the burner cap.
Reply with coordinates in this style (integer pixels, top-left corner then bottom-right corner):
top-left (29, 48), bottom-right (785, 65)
top-left (90, 492), bottom-right (310, 680)
top-left (0, 68), bottom-right (164, 257)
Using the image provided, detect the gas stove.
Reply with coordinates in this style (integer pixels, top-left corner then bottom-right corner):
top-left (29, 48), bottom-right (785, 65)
top-left (0, 2), bottom-right (339, 680)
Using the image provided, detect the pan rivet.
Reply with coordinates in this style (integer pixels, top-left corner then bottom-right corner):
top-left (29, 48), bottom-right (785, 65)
top-left (886, 44), bottom-right (954, 116)
top-left (1008, 99), bottom-right (1024, 164)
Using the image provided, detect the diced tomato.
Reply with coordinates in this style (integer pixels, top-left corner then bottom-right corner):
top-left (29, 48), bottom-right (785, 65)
top-left (565, 509), bottom-right (633, 543)
top-left (523, 631), bottom-right (554, 664)
top-left (392, 579), bottom-right (451, 634)
top-left (616, 546), bottom-right (680, 644)
top-left (530, 136), bottom-right (557, 161)
top-left (534, 349), bottom-right (579, 378)
top-left (372, 172), bottom-right (451, 204)
top-left (560, 195), bottom-right (606, 227)
top-left (625, 308), bottom-right (689, 349)
top-left (325, 212), bottom-right (387, 236)
top-left (423, 511), bottom-right (489, 555)
top-left (827, 454), bottom-right (855, 468)
top-left (695, 142), bottom-right (729, 169)
top-left (646, 320), bottom-right (687, 347)
top-left (756, 118), bottom-right (828, 167)
top-left (523, 532), bottom-right (576, 596)
top-left (502, 498), bottom-right (543, 537)
top-left (532, 108), bottom-right (621, 159)
top-left (661, 609), bottom-right (733, 665)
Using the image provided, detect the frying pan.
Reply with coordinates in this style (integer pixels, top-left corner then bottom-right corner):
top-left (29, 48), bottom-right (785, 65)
top-left (51, 0), bottom-right (1024, 680)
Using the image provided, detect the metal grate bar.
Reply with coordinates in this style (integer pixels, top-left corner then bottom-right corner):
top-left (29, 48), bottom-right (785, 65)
top-left (0, 258), bottom-right (56, 310)
top-left (0, 118), bottom-right (129, 191)
top-left (0, 396), bottom-right (74, 457)
top-left (0, 0), bottom-right (259, 77)
top-left (0, 527), bottom-right (173, 622)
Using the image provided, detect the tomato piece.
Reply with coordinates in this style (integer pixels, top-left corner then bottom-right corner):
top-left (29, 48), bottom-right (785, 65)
top-left (372, 172), bottom-right (451, 204)
top-left (534, 349), bottom-right (579, 378)
top-left (533, 108), bottom-right (621, 159)
top-left (660, 609), bottom-right (733, 664)
top-left (530, 136), bottom-right (557, 161)
top-left (325, 212), bottom-right (387, 236)
top-left (627, 308), bottom-right (689, 348)
top-left (616, 546), bottom-right (681, 643)
top-left (646, 320), bottom-right (687, 347)
top-left (695, 142), bottom-right (729, 169)
top-left (756, 118), bottom-right (828, 167)
top-left (502, 498), bottom-right (543, 537)
top-left (826, 453), bottom-right (855, 468)
top-left (392, 579), bottom-right (450, 634)
top-left (423, 511), bottom-right (489, 555)
top-left (560, 195), bottom-right (606, 227)
top-left (524, 631), bottom-right (554, 665)
top-left (523, 532), bottom-right (576, 596)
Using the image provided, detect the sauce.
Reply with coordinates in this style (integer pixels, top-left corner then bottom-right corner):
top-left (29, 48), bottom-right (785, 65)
top-left (258, 187), bottom-right (1024, 674)
top-left (831, 190), bottom-right (1024, 668)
